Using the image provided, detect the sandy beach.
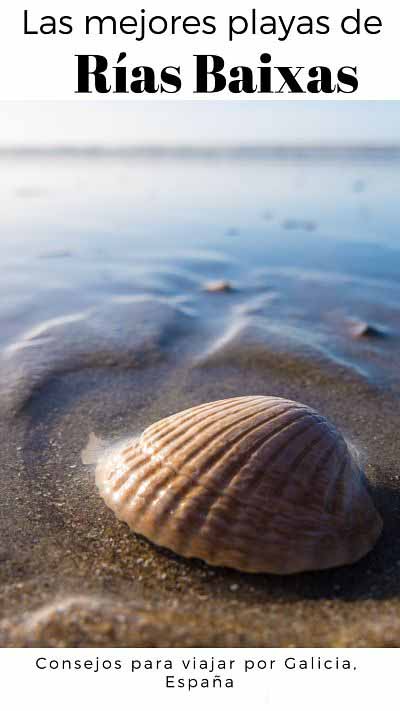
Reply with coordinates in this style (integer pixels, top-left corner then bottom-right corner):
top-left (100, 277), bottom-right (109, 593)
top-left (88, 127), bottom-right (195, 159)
top-left (1, 149), bottom-right (399, 647)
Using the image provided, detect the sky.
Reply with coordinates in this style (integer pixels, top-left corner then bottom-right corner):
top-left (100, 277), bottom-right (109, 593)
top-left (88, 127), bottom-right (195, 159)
top-left (1, 101), bottom-right (400, 146)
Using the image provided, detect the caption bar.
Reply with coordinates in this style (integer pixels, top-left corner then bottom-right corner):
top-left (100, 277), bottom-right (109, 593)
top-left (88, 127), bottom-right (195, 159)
top-left (1, 1), bottom-right (399, 99)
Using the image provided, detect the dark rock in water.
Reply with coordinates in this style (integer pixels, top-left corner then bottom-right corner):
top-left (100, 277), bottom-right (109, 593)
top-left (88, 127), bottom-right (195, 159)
top-left (350, 321), bottom-right (385, 340)
top-left (282, 218), bottom-right (316, 232)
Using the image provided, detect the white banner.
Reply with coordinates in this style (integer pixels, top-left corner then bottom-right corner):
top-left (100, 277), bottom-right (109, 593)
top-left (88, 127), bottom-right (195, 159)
top-left (0, 648), bottom-right (396, 708)
top-left (0, 1), bottom-right (398, 99)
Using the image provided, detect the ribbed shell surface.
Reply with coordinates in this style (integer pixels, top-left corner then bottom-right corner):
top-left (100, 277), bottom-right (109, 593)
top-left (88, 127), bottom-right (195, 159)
top-left (96, 396), bottom-right (382, 573)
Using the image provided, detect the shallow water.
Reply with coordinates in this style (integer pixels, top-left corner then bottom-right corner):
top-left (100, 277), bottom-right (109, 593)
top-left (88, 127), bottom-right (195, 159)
top-left (2, 150), bottom-right (400, 364)
top-left (1, 149), bottom-right (400, 647)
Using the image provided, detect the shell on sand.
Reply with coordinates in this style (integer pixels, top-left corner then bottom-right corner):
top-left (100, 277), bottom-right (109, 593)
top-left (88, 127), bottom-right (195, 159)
top-left (96, 396), bottom-right (382, 574)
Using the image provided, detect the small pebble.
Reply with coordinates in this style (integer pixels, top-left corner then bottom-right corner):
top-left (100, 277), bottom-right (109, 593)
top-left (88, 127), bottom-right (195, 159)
top-left (204, 280), bottom-right (233, 293)
top-left (350, 321), bottom-right (385, 339)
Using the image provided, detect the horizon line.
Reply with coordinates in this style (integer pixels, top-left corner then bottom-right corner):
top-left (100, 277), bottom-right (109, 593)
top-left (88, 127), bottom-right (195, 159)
top-left (1, 142), bottom-right (400, 155)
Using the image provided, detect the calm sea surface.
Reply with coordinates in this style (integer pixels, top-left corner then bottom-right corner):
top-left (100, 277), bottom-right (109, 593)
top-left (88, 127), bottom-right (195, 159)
top-left (1, 148), bottom-right (399, 388)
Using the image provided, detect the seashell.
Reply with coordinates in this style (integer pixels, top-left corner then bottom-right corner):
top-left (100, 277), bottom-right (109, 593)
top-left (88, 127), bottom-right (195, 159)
top-left (96, 396), bottom-right (382, 574)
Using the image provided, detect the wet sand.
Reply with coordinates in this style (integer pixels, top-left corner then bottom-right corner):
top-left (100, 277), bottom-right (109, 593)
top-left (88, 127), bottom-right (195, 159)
top-left (1, 151), bottom-right (400, 647)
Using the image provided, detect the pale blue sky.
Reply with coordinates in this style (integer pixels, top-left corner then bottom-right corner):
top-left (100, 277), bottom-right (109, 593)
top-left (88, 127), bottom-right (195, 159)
top-left (1, 101), bottom-right (399, 146)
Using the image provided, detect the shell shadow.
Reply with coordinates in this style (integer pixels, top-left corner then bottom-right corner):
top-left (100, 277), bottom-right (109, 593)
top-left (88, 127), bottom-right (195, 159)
top-left (221, 480), bottom-right (400, 603)
top-left (146, 480), bottom-right (400, 604)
